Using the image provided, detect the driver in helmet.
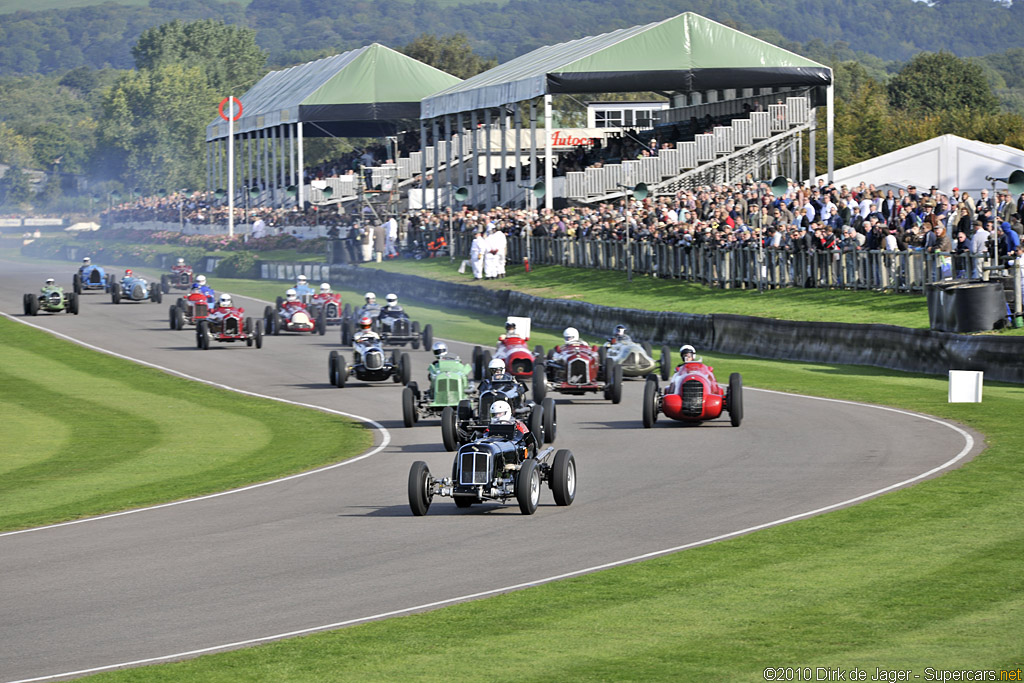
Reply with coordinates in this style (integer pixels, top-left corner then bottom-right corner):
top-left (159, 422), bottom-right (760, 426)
top-left (361, 291), bottom-right (382, 319)
top-left (316, 282), bottom-right (333, 296)
top-left (208, 293), bottom-right (237, 320)
top-left (680, 344), bottom-right (698, 363)
top-left (191, 274), bottom-right (216, 306)
top-left (79, 257), bottom-right (92, 274)
top-left (124, 268), bottom-right (134, 279)
top-left (611, 325), bottom-right (631, 343)
top-left (381, 293), bottom-right (403, 314)
top-left (352, 315), bottom-right (379, 344)
top-left (561, 326), bottom-right (586, 348)
top-left (172, 257), bottom-right (190, 274)
top-left (486, 400), bottom-right (530, 438)
top-left (479, 358), bottom-right (525, 395)
top-left (294, 274), bottom-right (313, 297)
top-left (279, 287), bottom-right (307, 320)
top-left (498, 319), bottom-right (523, 344)
top-left (44, 277), bottom-right (55, 287)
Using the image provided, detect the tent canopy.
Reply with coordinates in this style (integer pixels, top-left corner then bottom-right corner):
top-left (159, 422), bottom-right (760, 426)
top-left (422, 13), bottom-right (831, 119)
top-left (206, 43), bottom-right (461, 141)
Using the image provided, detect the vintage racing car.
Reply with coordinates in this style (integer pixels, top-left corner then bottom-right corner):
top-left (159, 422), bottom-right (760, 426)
top-left (328, 340), bottom-right (411, 388)
top-left (111, 270), bottom-right (162, 304)
top-left (265, 297), bottom-right (325, 335)
top-left (195, 302), bottom-right (263, 350)
top-left (24, 281), bottom-right (78, 315)
top-left (402, 349), bottom-right (476, 427)
top-left (441, 364), bottom-right (555, 451)
top-left (605, 334), bottom-right (673, 380)
top-left (160, 259), bottom-right (195, 293)
top-left (473, 316), bottom-right (540, 380)
top-left (533, 328), bottom-right (623, 404)
top-left (408, 424), bottom-right (576, 516)
top-left (73, 259), bottom-right (116, 294)
top-left (642, 351), bottom-right (743, 428)
top-left (169, 290), bottom-right (211, 330)
top-left (306, 287), bottom-right (345, 328)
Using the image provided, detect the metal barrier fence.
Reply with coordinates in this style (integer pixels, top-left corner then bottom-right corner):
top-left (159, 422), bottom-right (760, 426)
top-left (452, 234), bottom-right (991, 292)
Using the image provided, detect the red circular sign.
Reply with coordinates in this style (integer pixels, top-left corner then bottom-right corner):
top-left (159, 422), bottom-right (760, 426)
top-left (219, 97), bottom-right (243, 122)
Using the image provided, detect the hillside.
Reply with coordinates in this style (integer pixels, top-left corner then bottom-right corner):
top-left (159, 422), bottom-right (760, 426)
top-left (0, 0), bottom-right (1022, 76)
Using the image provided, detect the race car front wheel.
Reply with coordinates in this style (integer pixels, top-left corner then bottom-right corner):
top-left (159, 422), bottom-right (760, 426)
top-left (408, 461), bottom-right (433, 516)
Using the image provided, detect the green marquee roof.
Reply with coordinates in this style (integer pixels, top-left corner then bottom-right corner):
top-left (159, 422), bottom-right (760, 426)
top-left (206, 43), bottom-right (461, 141)
top-left (422, 13), bottom-right (831, 118)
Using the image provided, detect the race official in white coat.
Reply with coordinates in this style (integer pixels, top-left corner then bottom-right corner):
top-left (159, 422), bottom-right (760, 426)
top-left (469, 229), bottom-right (486, 279)
top-left (493, 226), bottom-right (507, 277)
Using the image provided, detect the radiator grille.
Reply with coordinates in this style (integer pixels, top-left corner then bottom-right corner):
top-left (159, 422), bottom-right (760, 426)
top-left (568, 358), bottom-right (588, 384)
top-left (509, 358), bottom-right (532, 375)
top-left (459, 448), bottom-right (490, 485)
top-left (681, 380), bottom-right (704, 417)
top-left (437, 378), bottom-right (450, 394)
top-left (225, 318), bottom-right (239, 334)
top-left (364, 350), bottom-right (383, 370)
top-left (194, 303), bottom-right (208, 317)
top-left (90, 270), bottom-right (101, 283)
top-left (131, 284), bottom-right (145, 300)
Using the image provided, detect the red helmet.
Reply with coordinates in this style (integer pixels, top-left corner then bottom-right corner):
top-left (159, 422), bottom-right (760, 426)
top-left (358, 316), bottom-right (372, 330)
top-left (125, 269), bottom-right (133, 276)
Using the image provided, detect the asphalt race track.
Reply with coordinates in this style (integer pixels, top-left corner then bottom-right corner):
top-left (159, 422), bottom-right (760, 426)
top-left (0, 257), bottom-right (980, 682)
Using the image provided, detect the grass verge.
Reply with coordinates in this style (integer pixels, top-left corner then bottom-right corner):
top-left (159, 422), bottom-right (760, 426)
top-left (76, 277), bottom-right (1024, 681)
top-left (0, 316), bottom-right (371, 532)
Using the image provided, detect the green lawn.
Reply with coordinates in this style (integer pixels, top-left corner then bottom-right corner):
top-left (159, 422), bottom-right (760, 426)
top-left (0, 317), bottom-right (371, 532)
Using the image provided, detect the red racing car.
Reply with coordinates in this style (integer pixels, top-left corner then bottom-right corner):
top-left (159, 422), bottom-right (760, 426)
top-left (161, 259), bottom-right (195, 293)
top-left (196, 297), bottom-right (264, 350)
top-left (473, 316), bottom-right (540, 380)
top-left (533, 327), bottom-right (622, 403)
top-left (642, 346), bottom-right (742, 427)
top-left (169, 290), bottom-right (210, 330)
top-left (264, 290), bottom-right (325, 336)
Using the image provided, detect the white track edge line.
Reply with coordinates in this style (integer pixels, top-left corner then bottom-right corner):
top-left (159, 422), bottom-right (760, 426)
top-left (0, 310), bottom-right (391, 539)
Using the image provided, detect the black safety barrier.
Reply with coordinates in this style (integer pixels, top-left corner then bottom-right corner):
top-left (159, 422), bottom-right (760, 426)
top-left (315, 265), bottom-right (1024, 383)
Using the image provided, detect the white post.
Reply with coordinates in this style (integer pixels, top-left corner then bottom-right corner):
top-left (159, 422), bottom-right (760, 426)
top-left (826, 82), bottom-right (834, 183)
top-left (544, 94), bottom-right (553, 212)
top-left (228, 97), bottom-right (235, 238)
top-left (297, 122), bottom-right (304, 211)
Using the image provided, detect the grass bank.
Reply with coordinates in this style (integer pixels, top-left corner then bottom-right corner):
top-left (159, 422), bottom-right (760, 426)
top-left (0, 317), bottom-right (371, 532)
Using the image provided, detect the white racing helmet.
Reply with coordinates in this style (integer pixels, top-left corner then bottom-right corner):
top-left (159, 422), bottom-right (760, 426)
top-left (614, 325), bottom-right (627, 338)
top-left (82, 257), bottom-right (91, 265)
top-left (320, 282), bottom-right (331, 293)
top-left (563, 327), bottom-right (580, 343)
top-left (297, 274), bottom-right (308, 285)
top-left (286, 288), bottom-right (298, 302)
top-left (489, 400), bottom-right (513, 423)
top-left (218, 293), bottom-right (232, 308)
top-left (487, 357), bottom-right (506, 377)
top-left (680, 344), bottom-right (696, 361)
top-left (176, 258), bottom-right (185, 265)
top-left (432, 341), bottom-right (448, 359)
top-left (365, 292), bottom-right (376, 304)
top-left (195, 274), bottom-right (207, 286)
top-left (45, 278), bottom-right (55, 286)
top-left (386, 293), bottom-right (398, 306)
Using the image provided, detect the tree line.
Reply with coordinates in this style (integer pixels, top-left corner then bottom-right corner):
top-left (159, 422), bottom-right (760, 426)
top-left (2, 14), bottom-right (1024, 209)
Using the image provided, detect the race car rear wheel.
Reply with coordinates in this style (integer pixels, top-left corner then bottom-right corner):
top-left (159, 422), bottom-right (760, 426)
top-left (72, 273), bottom-right (82, 295)
top-left (397, 353), bottom-right (412, 385)
top-left (273, 312), bottom-right (283, 336)
top-left (151, 286), bottom-right (162, 304)
top-left (244, 317), bottom-right (254, 346)
top-left (161, 275), bottom-right (170, 294)
top-left (528, 404), bottom-right (545, 445)
top-left (542, 397), bottom-right (557, 443)
top-left (340, 320), bottom-right (353, 346)
top-left (254, 320), bottom-right (264, 349)
top-left (642, 341), bottom-right (653, 356)
top-left (598, 345), bottom-right (607, 368)
top-left (642, 376), bottom-right (659, 428)
top-left (550, 449), bottom-right (576, 506)
top-left (532, 360), bottom-right (547, 402)
top-left (343, 303), bottom-right (351, 318)
top-left (408, 461), bottom-right (433, 516)
top-left (727, 373), bottom-right (743, 427)
top-left (174, 307), bottom-right (185, 330)
top-left (411, 321), bottom-right (420, 350)
top-left (110, 286), bottom-right (120, 304)
top-left (660, 345), bottom-right (673, 381)
top-left (22, 293), bottom-right (31, 316)
top-left (402, 386), bottom-right (416, 427)
top-left (441, 406), bottom-right (458, 451)
top-left (196, 321), bottom-right (210, 350)
top-left (516, 459), bottom-right (540, 515)
top-left (28, 295), bottom-right (39, 316)
top-left (68, 292), bottom-right (78, 315)
top-left (422, 324), bottom-right (433, 350)
top-left (328, 351), bottom-right (339, 385)
top-left (168, 305), bottom-right (178, 329)
top-left (275, 296), bottom-right (284, 310)
top-left (608, 362), bottom-right (623, 404)
top-left (473, 348), bottom-right (485, 381)
top-left (316, 309), bottom-right (326, 336)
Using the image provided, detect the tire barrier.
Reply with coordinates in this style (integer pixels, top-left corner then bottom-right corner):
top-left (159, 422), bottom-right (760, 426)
top-left (311, 265), bottom-right (1024, 384)
top-left (925, 281), bottom-right (1007, 334)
